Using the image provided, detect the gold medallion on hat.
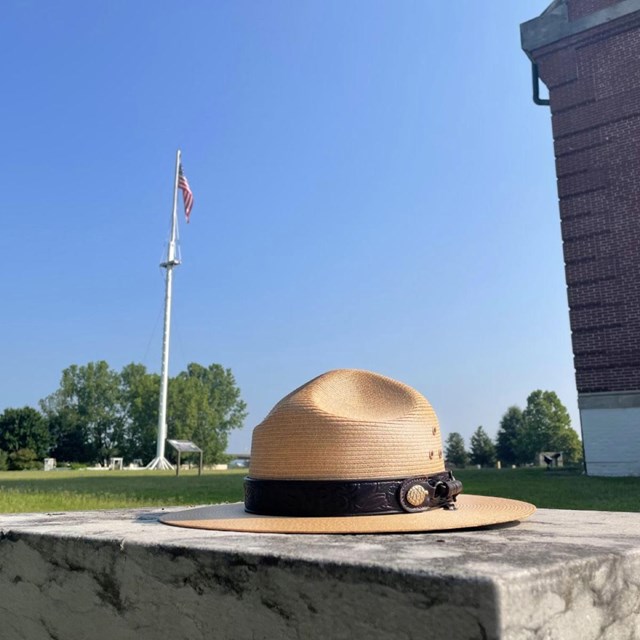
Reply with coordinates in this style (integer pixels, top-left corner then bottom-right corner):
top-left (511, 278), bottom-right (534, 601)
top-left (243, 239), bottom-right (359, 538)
top-left (406, 484), bottom-right (427, 507)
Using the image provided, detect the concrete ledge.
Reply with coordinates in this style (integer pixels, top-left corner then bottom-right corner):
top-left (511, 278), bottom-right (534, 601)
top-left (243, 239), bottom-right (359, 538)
top-left (1, 507), bottom-right (640, 639)
top-left (521, 0), bottom-right (640, 54)
top-left (579, 390), bottom-right (640, 410)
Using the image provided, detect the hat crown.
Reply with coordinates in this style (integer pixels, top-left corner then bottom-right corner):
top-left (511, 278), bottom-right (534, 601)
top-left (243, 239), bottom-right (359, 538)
top-left (304, 369), bottom-right (417, 421)
top-left (249, 369), bottom-right (444, 481)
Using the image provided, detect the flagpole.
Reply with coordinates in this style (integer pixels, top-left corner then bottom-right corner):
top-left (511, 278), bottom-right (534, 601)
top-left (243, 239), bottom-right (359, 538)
top-left (147, 149), bottom-right (181, 471)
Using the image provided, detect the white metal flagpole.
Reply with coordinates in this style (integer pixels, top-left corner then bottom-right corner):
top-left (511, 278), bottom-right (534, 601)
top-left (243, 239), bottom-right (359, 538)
top-left (147, 149), bottom-right (182, 471)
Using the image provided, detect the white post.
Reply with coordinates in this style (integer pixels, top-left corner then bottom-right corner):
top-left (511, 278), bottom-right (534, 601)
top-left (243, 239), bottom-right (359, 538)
top-left (147, 150), bottom-right (181, 471)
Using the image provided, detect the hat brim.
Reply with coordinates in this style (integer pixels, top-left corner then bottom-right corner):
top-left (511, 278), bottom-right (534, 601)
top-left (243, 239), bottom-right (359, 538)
top-left (159, 494), bottom-right (535, 534)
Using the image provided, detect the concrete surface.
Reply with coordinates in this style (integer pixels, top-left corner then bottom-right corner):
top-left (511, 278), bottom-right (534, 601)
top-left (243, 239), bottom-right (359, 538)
top-left (1, 506), bottom-right (640, 639)
top-left (521, 0), bottom-right (640, 54)
top-left (581, 406), bottom-right (640, 476)
top-left (579, 392), bottom-right (640, 475)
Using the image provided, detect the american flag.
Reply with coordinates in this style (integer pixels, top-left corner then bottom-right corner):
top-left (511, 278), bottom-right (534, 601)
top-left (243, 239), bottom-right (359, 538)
top-left (178, 164), bottom-right (194, 223)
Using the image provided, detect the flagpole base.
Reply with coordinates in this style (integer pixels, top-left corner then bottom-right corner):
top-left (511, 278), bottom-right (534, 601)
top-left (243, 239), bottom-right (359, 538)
top-left (146, 457), bottom-right (174, 471)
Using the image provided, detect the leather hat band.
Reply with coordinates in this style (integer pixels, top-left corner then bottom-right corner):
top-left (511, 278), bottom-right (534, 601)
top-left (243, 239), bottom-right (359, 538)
top-left (244, 470), bottom-right (462, 517)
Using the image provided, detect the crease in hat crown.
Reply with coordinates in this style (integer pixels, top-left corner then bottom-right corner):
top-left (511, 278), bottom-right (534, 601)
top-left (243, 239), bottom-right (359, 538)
top-left (249, 368), bottom-right (444, 481)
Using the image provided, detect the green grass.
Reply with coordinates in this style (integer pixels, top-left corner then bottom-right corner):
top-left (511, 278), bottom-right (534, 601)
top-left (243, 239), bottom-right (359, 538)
top-left (0, 467), bottom-right (639, 514)
top-left (0, 469), bottom-right (246, 513)
top-left (456, 467), bottom-right (640, 512)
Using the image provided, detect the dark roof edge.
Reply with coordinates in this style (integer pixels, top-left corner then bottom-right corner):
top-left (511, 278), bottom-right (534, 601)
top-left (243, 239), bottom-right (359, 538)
top-left (541, 0), bottom-right (566, 17)
top-left (521, 0), bottom-right (640, 55)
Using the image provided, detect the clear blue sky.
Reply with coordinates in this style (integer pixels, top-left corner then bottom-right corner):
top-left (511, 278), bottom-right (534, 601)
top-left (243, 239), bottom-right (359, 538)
top-left (1, 1), bottom-right (570, 455)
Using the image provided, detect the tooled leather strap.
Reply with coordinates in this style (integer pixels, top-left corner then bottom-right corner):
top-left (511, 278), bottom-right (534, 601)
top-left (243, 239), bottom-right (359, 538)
top-left (244, 471), bottom-right (462, 517)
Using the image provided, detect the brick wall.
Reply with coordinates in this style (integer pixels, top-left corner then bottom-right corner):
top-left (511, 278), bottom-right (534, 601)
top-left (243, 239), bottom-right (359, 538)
top-left (532, 1), bottom-right (640, 393)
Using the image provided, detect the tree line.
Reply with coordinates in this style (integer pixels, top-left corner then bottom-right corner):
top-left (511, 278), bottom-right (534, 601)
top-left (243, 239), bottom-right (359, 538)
top-left (0, 361), bottom-right (247, 470)
top-left (0, 370), bottom-right (582, 472)
top-left (444, 389), bottom-right (583, 468)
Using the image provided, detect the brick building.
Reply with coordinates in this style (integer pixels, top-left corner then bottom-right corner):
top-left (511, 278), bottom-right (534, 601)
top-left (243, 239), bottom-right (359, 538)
top-left (522, 0), bottom-right (640, 475)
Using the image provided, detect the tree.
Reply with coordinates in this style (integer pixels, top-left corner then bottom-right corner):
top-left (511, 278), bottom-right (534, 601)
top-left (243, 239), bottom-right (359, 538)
top-left (551, 424), bottom-right (583, 466)
top-left (469, 426), bottom-right (496, 467)
top-left (0, 407), bottom-right (50, 460)
top-left (520, 390), bottom-right (582, 465)
top-left (495, 406), bottom-right (525, 466)
top-left (9, 448), bottom-right (41, 471)
top-left (119, 363), bottom-right (160, 462)
top-left (167, 363), bottom-right (247, 464)
top-left (444, 432), bottom-right (469, 467)
top-left (40, 360), bottom-right (247, 465)
top-left (46, 406), bottom-right (94, 463)
top-left (40, 361), bottom-right (124, 463)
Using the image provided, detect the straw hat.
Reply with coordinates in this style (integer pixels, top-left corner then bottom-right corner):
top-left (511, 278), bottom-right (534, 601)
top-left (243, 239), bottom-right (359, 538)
top-left (160, 369), bottom-right (535, 533)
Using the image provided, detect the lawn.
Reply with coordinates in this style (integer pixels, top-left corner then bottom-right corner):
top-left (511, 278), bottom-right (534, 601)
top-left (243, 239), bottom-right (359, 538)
top-left (456, 467), bottom-right (640, 512)
top-left (0, 469), bottom-right (246, 513)
top-left (0, 467), bottom-right (639, 513)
